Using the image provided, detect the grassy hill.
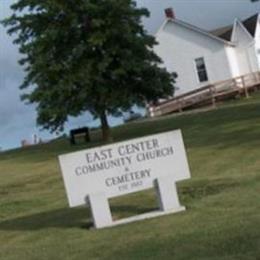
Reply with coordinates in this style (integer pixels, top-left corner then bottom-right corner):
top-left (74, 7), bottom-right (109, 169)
top-left (0, 95), bottom-right (260, 260)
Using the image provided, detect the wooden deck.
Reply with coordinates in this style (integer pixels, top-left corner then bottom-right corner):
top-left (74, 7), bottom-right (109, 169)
top-left (148, 71), bottom-right (260, 117)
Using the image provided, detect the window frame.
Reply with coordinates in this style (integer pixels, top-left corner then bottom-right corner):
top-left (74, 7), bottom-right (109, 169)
top-left (194, 57), bottom-right (209, 83)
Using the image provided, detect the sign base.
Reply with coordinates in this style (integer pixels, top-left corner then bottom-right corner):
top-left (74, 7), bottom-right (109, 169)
top-left (104, 207), bottom-right (186, 229)
top-left (87, 176), bottom-right (186, 229)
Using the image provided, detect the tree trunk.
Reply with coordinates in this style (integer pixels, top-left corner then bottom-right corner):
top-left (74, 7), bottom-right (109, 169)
top-left (100, 111), bottom-right (112, 142)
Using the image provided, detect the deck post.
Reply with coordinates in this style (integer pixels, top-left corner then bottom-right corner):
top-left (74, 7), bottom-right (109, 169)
top-left (233, 78), bottom-right (237, 88)
top-left (178, 98), bottom-right (183, 113)
top-left (241, 76), bottom-right (249, 99)
top-left (253, 71), bottom-right (258, 84)
top-left (148, 105), bottom-right (155, 118)
top-left (233, 78), bottom-right (241, 98)
top-left (252, 72), bottom-right (258, 92)
top-left (257, 72), bottom-right (260, 89)
top-left (210, 85), bottom-right (216, 108)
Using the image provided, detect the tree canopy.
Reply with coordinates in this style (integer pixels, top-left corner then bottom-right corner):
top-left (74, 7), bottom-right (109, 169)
top-left (2, 0), bottom-right (176, 140)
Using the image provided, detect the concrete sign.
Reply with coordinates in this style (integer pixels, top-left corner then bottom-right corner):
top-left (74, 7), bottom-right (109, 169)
top-left (59, 130), bottom-right (191, 228)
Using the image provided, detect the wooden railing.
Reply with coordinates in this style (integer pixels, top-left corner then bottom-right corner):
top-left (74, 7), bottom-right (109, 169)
top-left (149, 71), bottom-right (260, 117)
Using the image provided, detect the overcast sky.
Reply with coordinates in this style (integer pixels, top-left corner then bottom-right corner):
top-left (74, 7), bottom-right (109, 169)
top-left (0, 0), bottom-right (260, 150)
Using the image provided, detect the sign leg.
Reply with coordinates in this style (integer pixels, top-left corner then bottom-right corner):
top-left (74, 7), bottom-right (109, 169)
top-left (87, 193), bottom-right (113, 228)
top-left (155, 177), bottom-right (185, 212)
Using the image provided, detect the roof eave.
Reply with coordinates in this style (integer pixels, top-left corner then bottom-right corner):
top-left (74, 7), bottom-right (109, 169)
top-left (167, 18), bottom-right (235, 46)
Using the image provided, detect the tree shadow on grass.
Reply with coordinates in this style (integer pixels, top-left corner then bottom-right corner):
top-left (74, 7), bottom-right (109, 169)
top-left (0, 207), bottom-right (91, 231)
top-left (0, 205), bottom-right (157, 231)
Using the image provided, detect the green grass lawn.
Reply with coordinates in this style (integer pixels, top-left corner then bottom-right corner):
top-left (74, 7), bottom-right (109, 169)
top-left (0, 96), bottom-right (260, 260)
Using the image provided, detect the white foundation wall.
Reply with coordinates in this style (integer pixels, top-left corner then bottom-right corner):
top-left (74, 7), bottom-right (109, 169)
top-left (154, 22), bottom-right (233, 95)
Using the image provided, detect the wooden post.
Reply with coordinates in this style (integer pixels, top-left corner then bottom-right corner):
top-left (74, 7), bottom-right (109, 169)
top-left (241, 76), bottom-right (249, 99)
top-left (233, 78), bottom-right (241, 98)
top-left (253, 71), bottom-right (258, 84)
top-left (232, 78), bottom-right (237, 89)
top-left (178, 98), bottom-right (183, 113)
top-left (257, 72), bottom-right (260, 91)
top-left (148, 104), bottom-right (155, 118)
top-left (257, 72), bottom-right (260, 86)
top-left (210, 85), bottom-right (216, 108)
top-left (252, 72), bottom-right (257, 92)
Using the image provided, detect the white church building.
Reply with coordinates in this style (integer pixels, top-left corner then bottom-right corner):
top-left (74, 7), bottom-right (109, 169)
top-left (154, 9), bottom-right (260, 96)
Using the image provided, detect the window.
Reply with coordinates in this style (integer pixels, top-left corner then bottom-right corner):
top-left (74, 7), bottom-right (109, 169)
top-left (195, 57), bottom-right (208, 83)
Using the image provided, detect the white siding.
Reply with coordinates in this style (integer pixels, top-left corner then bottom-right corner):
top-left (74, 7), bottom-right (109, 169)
top-left (231, 21), bottom-right (257, 75)
top-left (225, 46), bottom-right (240, 77)
top-left (154, 21), bottom-right (233, 95)
top-left (248, 44), bottom-right (259, 72)
top-left (254, 16), bottom-right (260, 69)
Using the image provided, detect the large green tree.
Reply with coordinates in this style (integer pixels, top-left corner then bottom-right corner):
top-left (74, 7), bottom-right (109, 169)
top-left (3, 0), bottom-right (176, 141)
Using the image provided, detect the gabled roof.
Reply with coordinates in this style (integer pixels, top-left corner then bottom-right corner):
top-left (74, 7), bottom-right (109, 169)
top-left (243, 14), bottom-right (258, 37)
top-left (211, 13), bottom-right (259, 41)
top-left (157, 13), bottom-right (259, 46)
top-left (211, 25), bottom-right (233, 41)
top-left (159, 18), bottom-right (235, 46)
